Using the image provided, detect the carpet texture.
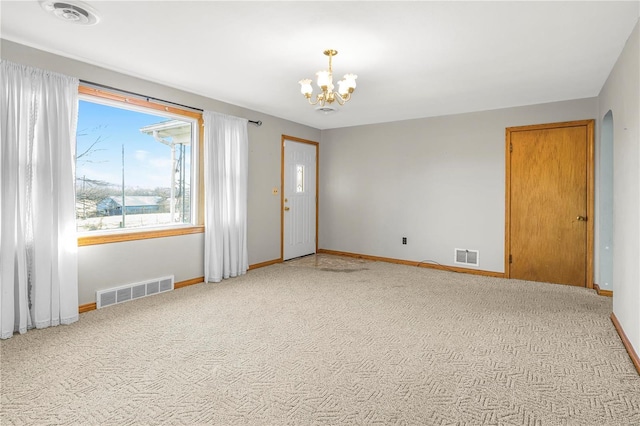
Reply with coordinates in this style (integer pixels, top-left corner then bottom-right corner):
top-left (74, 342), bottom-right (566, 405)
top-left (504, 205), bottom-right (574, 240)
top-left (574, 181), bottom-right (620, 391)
top-left (1, 255), bottom-right (639, 425)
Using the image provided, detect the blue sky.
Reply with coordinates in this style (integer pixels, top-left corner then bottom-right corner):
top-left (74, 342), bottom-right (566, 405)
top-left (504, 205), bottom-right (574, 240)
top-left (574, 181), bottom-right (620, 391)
top-left (76, 100), bottom-right (190, 189)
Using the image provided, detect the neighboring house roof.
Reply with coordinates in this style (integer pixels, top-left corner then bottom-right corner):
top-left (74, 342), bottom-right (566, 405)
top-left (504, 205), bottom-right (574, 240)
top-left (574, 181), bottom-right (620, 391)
top-left (139, 120), bottom-right (192, 146)
top-left (99, 196), bottom-right (162, 208)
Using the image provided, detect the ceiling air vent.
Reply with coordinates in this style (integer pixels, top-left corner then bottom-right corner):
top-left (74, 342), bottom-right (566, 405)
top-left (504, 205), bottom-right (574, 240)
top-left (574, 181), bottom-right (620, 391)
top-left (315, 104), bottom-right (338, 114)
top-left (40, 1), bottom-right (100, 25)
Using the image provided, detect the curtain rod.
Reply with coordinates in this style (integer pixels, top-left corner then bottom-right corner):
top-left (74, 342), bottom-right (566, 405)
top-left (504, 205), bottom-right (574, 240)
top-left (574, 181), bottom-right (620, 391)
top-left (79, 80), bottom-right (263, 127)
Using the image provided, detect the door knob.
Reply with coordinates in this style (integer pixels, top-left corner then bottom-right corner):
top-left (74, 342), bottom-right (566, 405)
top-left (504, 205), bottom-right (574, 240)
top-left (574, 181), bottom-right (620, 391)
top-left (284, 207), bottom-right (290, 211)
top-left (577, 216), bottom-right (587, 221)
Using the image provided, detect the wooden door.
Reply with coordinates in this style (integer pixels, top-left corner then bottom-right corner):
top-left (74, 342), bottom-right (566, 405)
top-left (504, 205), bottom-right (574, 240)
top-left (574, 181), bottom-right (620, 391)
top-left (282, 136), bottom-right (318, 261)
top-left (506, 120), bottom-right (594, 287)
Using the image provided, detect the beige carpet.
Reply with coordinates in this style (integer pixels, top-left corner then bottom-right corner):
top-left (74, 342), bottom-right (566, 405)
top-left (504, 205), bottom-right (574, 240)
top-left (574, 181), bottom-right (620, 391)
top-left (1, 255), bottom-right (639, 425)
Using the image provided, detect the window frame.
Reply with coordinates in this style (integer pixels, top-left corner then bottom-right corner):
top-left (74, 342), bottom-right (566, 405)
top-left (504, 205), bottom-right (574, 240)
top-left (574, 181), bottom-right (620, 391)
top-left (76, 85), bottom-right (204, 246)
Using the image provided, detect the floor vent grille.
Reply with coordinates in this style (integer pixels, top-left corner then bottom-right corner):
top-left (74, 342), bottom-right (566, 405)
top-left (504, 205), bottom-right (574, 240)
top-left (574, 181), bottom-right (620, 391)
top-left (454, 249), bottom-right (479, 267)
top-left (96, 275), bottom-right (174, 309)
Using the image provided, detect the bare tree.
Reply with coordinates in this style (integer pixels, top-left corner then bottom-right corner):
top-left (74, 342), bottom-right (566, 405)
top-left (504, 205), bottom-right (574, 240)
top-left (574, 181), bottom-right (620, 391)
top-left (76, 129), bottom-right (113, 219)
top-left (76, 135), bottom-right (106, 161)
top-left (76, 177), bottom-right (114, 219)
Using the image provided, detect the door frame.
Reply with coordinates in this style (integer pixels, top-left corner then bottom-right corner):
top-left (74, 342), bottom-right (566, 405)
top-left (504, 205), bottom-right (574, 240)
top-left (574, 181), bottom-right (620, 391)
top-left (504, 119), bottom-right (595, 288)
top-left (280, 135), bottom-right (319, 261)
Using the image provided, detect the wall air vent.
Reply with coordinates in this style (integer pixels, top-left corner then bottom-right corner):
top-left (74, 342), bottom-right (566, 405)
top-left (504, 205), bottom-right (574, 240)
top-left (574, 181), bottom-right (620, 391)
top-left (454, 249), bottom-right (479, 267)
top-left (96, 276), bottom-right (174, 309)
top-left (39, 1), bottom-right (100, 25)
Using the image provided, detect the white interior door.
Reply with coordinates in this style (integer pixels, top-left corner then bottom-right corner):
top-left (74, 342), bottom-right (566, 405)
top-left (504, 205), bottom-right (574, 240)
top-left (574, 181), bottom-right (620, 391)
top-left (283, 139), bottom-right (317, 260)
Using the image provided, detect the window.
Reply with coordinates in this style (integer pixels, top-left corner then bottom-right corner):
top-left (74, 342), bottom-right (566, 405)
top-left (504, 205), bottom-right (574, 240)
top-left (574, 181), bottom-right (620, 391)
top-left (76, 86), bottom-right (203, 244)
top-left (296, 165), bottom-right (305, 193)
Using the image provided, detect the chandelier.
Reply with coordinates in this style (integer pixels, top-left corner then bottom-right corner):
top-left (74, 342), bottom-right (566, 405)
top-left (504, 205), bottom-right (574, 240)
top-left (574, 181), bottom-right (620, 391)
top-left (298, 49), bottom-right (357, 108)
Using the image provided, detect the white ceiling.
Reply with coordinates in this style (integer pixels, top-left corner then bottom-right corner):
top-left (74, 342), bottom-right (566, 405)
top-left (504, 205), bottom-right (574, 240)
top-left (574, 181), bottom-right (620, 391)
top-left (1, 1), bottom-right (639, 130)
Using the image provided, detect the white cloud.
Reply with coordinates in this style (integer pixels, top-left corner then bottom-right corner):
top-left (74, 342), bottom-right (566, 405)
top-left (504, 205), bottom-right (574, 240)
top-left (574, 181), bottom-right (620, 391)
top-left (149, 158), bottom-right (172, 168)
top-left (78, 154), bottom-right (177, 189)
top-left (134, 150), bottom-right (149, 161)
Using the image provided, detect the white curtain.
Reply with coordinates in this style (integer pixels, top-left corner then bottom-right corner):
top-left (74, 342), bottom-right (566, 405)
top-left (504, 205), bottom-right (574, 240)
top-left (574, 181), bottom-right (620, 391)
top-left (0, 60), bottom-right (79, 339)
top-left (203, 111), bottom-right (249, 283)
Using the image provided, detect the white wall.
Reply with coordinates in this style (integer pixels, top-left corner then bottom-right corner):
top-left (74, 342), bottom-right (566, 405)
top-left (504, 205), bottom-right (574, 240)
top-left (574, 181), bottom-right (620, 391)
top-left (319, 99), bottom-right (597, 273)
top-left (598, 20), bottom-right (640, 355)
top-left (77, 233), bottom-right (204, 304)
top-left (1, 39), bottom-right (321, 305)
top-left (597, 111), bottom-right (614, 291)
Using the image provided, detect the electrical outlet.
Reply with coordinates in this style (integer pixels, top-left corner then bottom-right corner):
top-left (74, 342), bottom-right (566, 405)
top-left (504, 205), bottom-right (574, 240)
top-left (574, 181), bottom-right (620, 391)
top-left (272, 187), bottom-right (279, 195)
top-left (402, 237), bottom-right (407, 245)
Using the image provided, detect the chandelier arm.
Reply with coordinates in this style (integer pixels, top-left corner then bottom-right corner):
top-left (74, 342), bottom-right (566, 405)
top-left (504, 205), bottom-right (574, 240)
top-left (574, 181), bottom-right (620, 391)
top-left (334, 95), bottom-right (345, 106)
top-left (307, 92), bottom-right (329, 106)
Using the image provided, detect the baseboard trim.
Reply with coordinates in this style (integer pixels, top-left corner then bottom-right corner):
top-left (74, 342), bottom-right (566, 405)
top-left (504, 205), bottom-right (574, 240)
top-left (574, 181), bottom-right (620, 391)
top-left (249, 258), bottom-right (282, 270)
top-left (593, 283), bottom-right (613, 297)
top-left (174, 276), bottom-right (205, 289)
top-left (317, 249), bottom-right (505, 278)
top-left (79, 302), bottom-right (97, 313)
top-left (610, 313), bottom-right (640, 375)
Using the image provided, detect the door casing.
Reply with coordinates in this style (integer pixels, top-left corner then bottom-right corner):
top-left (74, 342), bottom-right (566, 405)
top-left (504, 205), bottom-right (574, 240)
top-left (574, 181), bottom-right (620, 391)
top-left (504, 120), bottom-right (594, 288)
top-left (281, 135), bottom-right (319, 261)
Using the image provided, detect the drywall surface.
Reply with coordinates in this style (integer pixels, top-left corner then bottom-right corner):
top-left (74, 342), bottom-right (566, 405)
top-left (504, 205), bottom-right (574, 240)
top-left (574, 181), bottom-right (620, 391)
top-left (597, 111), bottom-right (614, 292)
top-left (2, 39), bottom-right (320, 305)
top-left (598, 20), bottom-right (640, 356)
top-left (320, 98), bottom-right (598, 274)
top-left (77, 233), bottom-right (204, 305)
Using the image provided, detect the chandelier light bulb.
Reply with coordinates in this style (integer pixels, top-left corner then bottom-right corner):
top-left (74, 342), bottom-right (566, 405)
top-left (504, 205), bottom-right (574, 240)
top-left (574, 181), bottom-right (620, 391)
top-left (343, 74), bottom-right (357, 91)
top-left (316, 71), bottom-right (332, 89)
top-left (299, 79), bottom-right (313, 97)
top-left (337, 80), bottom-right (349, 96)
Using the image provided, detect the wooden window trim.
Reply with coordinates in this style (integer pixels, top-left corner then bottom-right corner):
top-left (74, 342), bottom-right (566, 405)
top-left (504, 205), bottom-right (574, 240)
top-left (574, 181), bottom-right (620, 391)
top-left (77, 85), bottom-right (205, 246)
top-left (78, 86), bottom-right (202, 120)
top-left (78, 225), bottom-right (204, 246)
